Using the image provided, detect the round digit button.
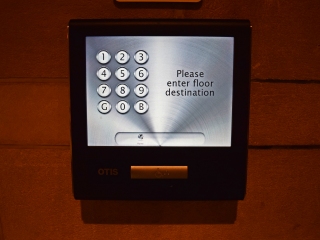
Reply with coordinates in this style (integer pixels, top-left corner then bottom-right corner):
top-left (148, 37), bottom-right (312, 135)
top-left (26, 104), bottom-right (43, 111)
top-left (134, 50), bottom-right (148, 64)
top-left (98, 101), bottom-right (111, 114)
top-left (115, 67), bottom-right (130, 81)
top-left (116, 100), bottom-right (130, 114)
top-left (115, 50), bottom-right (130, 64)
top-left (134, 100), bottom-right (149, 114)
top-left (115, 84), bottom-right (130, 97)
top-left (96, 51), bottom-right (111, 64)
top-left (97, 67), bottom-right (111, 81)
top-left (134, 84), bottom-right (148, 97)
top-left (97, 84), bottom-right (111, 97)
top-left (134, 67), bottom-right (148, 81)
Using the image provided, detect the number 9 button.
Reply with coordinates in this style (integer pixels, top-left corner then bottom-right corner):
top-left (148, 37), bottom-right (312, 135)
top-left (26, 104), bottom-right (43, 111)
top-left (134, 84), bottom-right (148, 97)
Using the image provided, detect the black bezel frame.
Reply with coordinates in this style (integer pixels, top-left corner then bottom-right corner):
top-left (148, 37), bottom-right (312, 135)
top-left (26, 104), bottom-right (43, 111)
top-left (69, 19), bottom-right (251, 200)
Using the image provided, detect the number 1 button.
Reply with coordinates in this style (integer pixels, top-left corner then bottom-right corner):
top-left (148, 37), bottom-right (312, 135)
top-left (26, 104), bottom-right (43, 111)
top-left (96, 51), bottom-right (111, 64)
top-left (134, 50), bottom-right (148, 64)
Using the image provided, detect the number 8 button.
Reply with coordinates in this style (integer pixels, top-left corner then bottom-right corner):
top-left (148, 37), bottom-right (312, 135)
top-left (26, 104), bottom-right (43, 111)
top-left (116, 84), bottom-right (130, 97)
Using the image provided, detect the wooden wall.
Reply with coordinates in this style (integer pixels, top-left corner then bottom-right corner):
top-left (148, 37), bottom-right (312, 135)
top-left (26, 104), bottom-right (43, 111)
top-left (0, 0), bottom-right (320, 239)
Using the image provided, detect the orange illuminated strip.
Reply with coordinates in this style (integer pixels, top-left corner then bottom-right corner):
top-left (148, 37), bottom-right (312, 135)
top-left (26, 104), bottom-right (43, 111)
top-left (131, 166), bottom-right (188, 179)
top-left (117, 0), bottom-right (200, 2)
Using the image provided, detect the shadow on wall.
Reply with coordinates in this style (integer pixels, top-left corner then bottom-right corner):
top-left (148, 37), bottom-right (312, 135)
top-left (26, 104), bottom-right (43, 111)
top-left (81, 200), bottom-right (237, 224)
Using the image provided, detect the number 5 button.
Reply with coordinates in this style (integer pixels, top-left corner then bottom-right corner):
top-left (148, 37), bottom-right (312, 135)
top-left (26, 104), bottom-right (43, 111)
top-left (134, 67), bottom-right (148, 81)
top-left (134, 84), bottom-right (148, 97)
top-left (134, 50), bottom-right (148, 64)
top-left (115, 67), bottom-right (130, 81)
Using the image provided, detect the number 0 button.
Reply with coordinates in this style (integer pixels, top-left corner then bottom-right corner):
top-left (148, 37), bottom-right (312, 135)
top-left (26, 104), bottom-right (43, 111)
top-left (116, 101), bottom-right (130, 114)
top-left (134, 84), bottom-right (148, 97)
top-left (134, 101), bottom-right (148, 114)
top-left (98, 101), bottom-right (111, 114)
top-left (97, 84), bottom-right (111, 97)
top-left (97, 67), bottom-right (111, 81)
top-left (96, 51), bottom-right (111, 64)
top-left (116, 84), bottom-right (130, 97)
top-left (115, 67), bottom-right (130, 81)
top-left (115, 50), bottom-right (130, 64)
top-left (134, 68), bottom-right (148, 81)
top-left (134, 50), bottom-right (148, 64)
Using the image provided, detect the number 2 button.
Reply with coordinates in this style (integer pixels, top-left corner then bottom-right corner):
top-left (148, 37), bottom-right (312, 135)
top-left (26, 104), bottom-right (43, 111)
top-left (115, 50), bottom-right (130, 64)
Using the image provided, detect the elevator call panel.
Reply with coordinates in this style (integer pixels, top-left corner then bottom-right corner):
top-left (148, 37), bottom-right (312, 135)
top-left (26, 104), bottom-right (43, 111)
top-left (69, 19), bottom-right (251, 200)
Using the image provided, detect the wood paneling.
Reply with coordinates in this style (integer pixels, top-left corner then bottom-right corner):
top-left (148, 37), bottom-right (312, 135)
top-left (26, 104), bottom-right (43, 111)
top-left (0, 148), bottom-right (319, 239)
top-left (0, 0), bottom-right (319, 80)
top-left (0, 79), bottom-right (319, 146)
top-left (1, 0), bottom-right (320, 239)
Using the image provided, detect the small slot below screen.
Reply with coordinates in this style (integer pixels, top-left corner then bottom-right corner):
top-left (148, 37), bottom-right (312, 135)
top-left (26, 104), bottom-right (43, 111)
top-left (131, 166), bottom-right (188, 179)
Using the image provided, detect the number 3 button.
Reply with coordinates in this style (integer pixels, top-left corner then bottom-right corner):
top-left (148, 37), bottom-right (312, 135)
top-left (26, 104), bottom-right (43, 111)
top-left (134, 50), bottom-right (148, 64)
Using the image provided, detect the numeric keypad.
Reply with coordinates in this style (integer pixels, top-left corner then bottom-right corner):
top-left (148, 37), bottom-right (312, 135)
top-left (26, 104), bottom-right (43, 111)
top-left (96, 49), bottom-right (149, 114)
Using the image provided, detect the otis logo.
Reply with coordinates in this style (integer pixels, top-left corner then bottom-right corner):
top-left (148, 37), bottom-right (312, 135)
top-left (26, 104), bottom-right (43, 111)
top-left (98, 168), bottom-right (118, 176)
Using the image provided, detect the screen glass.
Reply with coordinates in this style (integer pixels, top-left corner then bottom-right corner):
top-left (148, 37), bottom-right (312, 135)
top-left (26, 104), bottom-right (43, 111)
top-left (86, 36), bottom-right (234, 146)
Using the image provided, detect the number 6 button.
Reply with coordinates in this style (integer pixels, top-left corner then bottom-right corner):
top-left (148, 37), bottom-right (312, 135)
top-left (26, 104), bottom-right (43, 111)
top-left (97, 84), bottom-right (111, 97)
top-left (134, 67), bottom-right (148, 81)
top-left (134, 84), bottom-right (148, 97)
top-left (134, 50), bottom-right (148, 64)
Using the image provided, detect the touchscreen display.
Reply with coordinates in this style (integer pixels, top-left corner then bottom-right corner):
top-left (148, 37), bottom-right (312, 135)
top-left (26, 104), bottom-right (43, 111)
top-left (86, 37), bottom-right (234, 146)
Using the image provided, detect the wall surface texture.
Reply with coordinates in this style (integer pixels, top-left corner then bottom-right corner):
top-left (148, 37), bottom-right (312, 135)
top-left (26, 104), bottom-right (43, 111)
top-left (0, 0), bottom-right (320, 239)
